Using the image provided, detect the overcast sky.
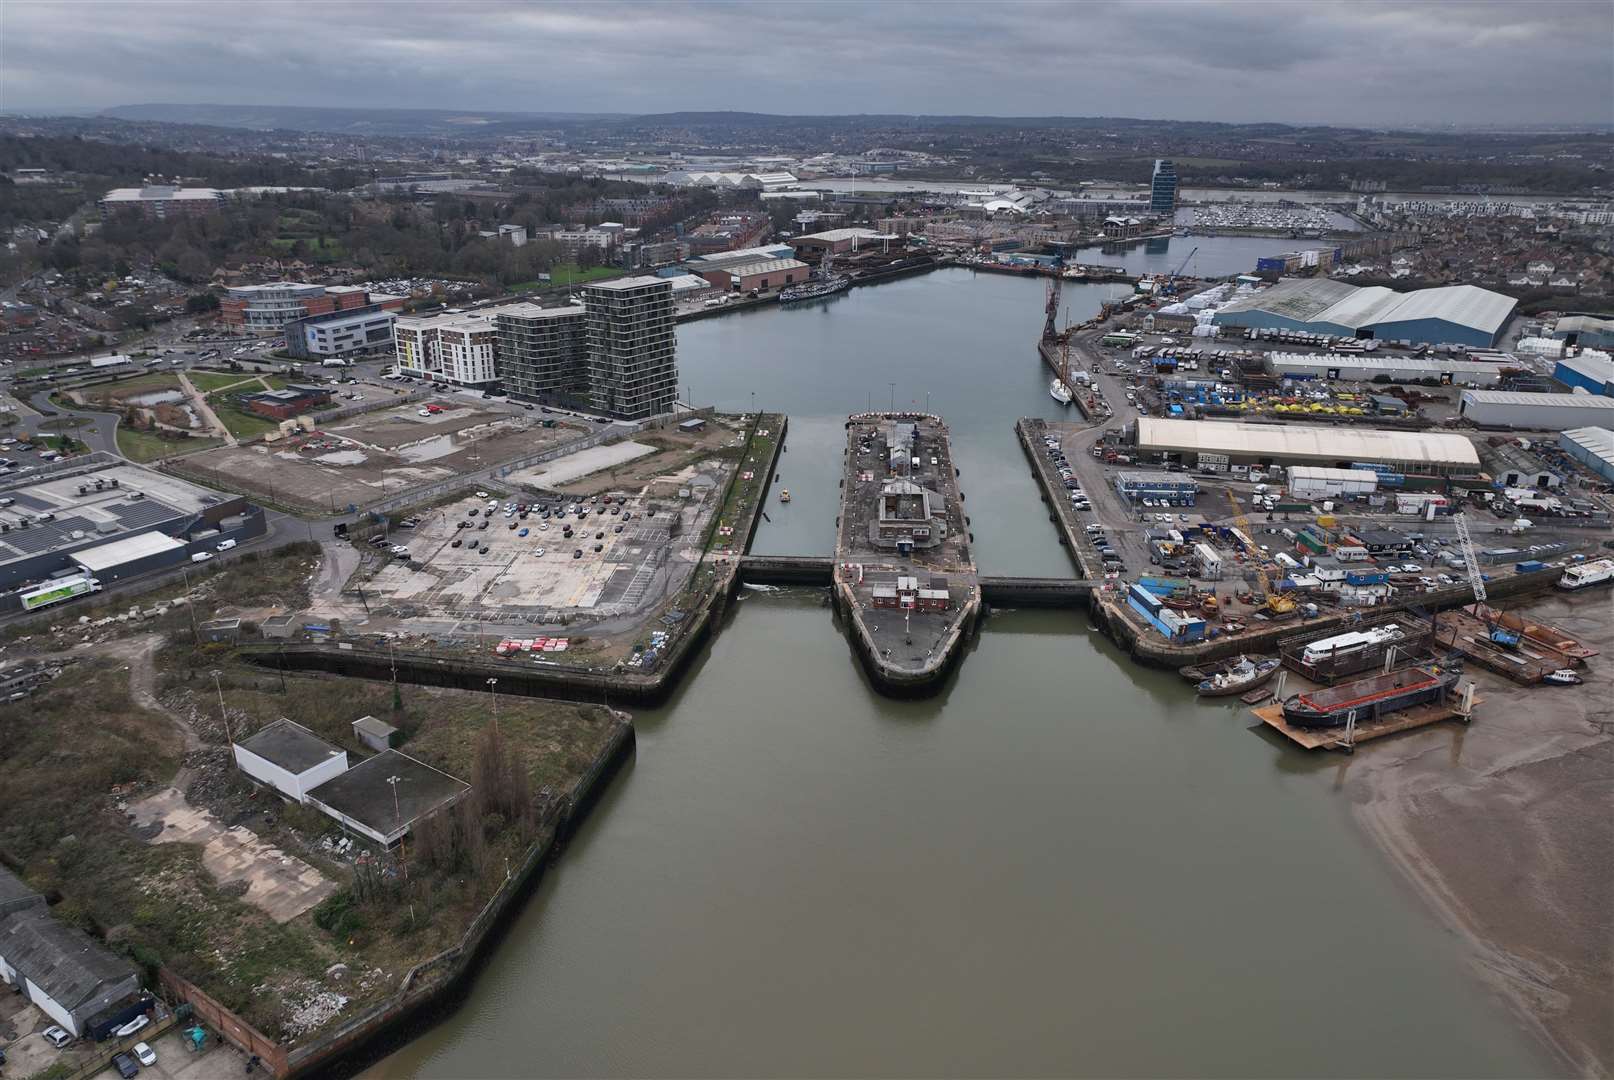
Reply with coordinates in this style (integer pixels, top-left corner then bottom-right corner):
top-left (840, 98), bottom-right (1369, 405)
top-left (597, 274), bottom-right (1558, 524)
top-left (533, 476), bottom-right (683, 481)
top-left (3, 0), bottom-right (1611, 128)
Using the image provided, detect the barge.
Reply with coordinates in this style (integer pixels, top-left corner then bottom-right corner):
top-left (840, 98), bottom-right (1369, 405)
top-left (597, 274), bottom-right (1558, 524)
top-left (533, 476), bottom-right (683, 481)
top-left (1281, 665), bottom-right (1462, 729)
top-left (833, 413), bottom-right (980, 696)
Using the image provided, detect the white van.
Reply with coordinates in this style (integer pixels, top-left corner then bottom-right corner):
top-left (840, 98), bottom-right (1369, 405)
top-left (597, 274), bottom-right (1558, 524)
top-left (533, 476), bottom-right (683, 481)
top-left (190, 552), bottom-right (214, 563)
top-left (217, 539), bottom-right (237, 551)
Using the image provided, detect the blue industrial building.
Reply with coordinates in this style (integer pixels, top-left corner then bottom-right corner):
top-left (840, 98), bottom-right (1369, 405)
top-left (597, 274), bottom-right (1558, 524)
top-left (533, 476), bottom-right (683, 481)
top-left (1212, 278), bottom-right (1516, 347)
top-left (1552, 353), bottom-right (1614, 397)
top-left (1549, 314), bottom-right (1614, 350)
top-left (1558, 427), bottom-right (1614, 483)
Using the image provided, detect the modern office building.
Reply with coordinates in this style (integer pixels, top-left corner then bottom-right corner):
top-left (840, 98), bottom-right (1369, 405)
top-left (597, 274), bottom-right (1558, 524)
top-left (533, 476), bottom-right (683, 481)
top-left (494, 303), bottom-right (587, 403)
top-left (582, 277), bottom-right (678, 419)
top-left (285, 304), bottom-right (399, 359)
top-left (1150, 160), bottom-right (1179, 216)
top-left (219, 282), bottom-right (401, 334)
top-left (394, 311), bottom-right (500, 388)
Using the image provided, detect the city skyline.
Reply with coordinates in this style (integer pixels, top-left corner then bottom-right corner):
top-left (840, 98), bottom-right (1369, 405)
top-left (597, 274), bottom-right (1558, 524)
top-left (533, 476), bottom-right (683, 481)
top-left (3, 0), bottom-right (1611, 128)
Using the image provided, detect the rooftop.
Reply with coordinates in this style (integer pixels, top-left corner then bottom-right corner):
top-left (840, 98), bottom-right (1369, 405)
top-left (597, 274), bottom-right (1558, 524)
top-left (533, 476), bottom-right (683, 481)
top-left (235, 718), bottom-right (346, 775)
top-left (70, 531), bottom-right (185, 573)
top-left (1216, 278), bottom-right (1516, 336)
top-left (305, 750), bottom-right (469, 841)
top-left (584, 275), bottom-right (672, 292)
top-left (1560, 426), bottom-right (1614, 468)
top-left (795, 228), bottom-right (889, 243)
top-left (0, 911), bottom-right (136, 1011)
top-left (714, 258), bottom-right (809, 276)
top-left (0, 865), bottom-right (44, 914)
top-left (1461, 390), bottom-right (1614, 411)
top-left (1136, 417), bottom-right (1481, 468)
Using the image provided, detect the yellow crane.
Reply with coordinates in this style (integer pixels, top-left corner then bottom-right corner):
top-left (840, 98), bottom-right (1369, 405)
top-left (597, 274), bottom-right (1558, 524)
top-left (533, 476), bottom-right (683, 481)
top-left (1224, 489), bottom-right (1295, 616)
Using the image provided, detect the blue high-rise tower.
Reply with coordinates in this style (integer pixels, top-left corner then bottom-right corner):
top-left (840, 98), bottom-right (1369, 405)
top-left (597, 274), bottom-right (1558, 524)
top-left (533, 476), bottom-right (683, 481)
top-left (1151, 159), bottom-right (1179, 216)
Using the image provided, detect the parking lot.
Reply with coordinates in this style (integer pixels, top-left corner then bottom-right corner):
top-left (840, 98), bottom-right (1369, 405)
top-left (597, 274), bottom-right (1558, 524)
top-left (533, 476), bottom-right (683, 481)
top-left (178, 399), bottom-right (588, 512)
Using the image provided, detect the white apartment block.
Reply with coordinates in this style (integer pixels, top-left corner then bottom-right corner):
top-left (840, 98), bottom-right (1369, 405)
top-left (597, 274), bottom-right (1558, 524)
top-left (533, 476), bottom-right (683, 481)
top-left (393, 311), bottom-right (500, 387)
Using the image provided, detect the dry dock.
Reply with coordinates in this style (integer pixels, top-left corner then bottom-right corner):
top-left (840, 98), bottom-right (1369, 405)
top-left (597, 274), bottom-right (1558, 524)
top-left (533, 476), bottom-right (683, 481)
top-left (1253, 694), bottom-right (1477, 753)
top-left (833, 413), bottom-right (980, 695)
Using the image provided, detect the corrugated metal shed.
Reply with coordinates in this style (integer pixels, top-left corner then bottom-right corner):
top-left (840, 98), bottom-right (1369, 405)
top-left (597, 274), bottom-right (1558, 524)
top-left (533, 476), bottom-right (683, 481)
top-left (1459, 390), bottom-right (1614, 430)
top-left (1557, 426), bottom-right (1614, 482)
top-left (1213, 279), bottom-right (1516, 345)
top-left (1136, 417), bottom-right (1480, 468)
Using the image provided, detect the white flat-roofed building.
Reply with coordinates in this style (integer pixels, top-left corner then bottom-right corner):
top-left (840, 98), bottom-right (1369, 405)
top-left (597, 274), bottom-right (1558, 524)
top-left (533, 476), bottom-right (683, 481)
top-left (232, 719), bottom-right (349, 803)
top-left (1458, 390), bottom-right (1614, 431)
top-left (394, 311), bottom-right (499, 387)
top-left (69, 531), bottom-right (186, 576)
top-left (1134, 417), bottom-right (1481, 474)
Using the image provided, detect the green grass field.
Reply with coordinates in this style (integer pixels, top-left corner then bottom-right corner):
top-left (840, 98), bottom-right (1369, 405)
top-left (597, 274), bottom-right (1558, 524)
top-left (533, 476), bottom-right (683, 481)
top-left (186, 370), bottom-right (261, 393)
top-left (116, 427), bottom-right (222, 463)
top-left (210, 402), bottom-right (283, 440)
top-left (511, 264), bottom-right (623, 292)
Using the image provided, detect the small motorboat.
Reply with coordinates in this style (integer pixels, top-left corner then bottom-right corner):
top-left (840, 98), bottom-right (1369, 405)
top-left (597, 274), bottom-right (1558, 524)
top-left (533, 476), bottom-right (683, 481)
top-left (1049, 378), bottom-right (1074, 406)
top-left (1197, 656), bottom-right (1282, 698)
top-left (1542, 669), bottom-right (1583, 686)
top-left (778, 489), bottom-right (791, 503)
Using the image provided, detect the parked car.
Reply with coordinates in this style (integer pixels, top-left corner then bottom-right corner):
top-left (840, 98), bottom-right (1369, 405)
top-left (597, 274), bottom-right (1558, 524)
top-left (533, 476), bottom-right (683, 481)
top-left (518, 528), bottom-right (529, 537)
top-left (112, 1051), bottom-right (139, 1078)
top-left (134, 1042), bottom-right (157, 1067)
top-left (42, 1026), bottom-right (72, 1048)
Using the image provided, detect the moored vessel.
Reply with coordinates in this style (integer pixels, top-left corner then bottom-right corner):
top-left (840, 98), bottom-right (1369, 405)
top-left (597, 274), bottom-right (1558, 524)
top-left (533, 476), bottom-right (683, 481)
top-left (1281, 665), bottom-right (1461, 728)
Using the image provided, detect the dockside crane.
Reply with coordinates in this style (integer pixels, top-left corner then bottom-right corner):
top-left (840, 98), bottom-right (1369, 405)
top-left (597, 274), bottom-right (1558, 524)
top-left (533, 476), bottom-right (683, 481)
top-left (1164, 245), bottom-right (1199, 296)
top-left (1453, 511), bottom-right (1519, 647)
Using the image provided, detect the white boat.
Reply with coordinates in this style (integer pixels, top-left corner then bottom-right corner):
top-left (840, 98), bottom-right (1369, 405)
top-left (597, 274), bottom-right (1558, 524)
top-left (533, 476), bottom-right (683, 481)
top-left (1049, 379), bottom-right (1073, 405)
top-left (1543, 669), bottom-right (1583, 686)
top-left (1557, 558), bottom-right (1614, 591)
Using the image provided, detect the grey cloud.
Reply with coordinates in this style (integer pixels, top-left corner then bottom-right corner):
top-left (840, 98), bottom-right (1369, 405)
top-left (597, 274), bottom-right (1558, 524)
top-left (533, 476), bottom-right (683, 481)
top-left (1, 0), bottom-right (1609, 126)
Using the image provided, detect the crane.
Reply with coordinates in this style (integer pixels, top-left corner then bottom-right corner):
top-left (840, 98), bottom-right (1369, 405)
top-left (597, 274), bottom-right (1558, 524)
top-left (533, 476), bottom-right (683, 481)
top-left (1453, 511), bottom-right (1519, 647)
top-left (1224, 488), bottom-right (1295, 617)
top-left (1164, 245), bottom-right (1199, 295)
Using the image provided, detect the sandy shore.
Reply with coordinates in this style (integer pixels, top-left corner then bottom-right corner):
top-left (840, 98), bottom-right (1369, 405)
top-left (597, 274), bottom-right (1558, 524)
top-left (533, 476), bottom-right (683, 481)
top-left (1343, 591), bottom-right (1612, 1077)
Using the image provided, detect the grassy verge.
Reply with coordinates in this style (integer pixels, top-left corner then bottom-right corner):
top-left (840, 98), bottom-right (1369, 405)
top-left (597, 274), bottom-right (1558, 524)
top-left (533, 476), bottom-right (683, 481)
top-left (210, 401), bottom-right (283, 440)
top-left (511, 263), bottom-right (623, 291)
top-left (116, 427), bottom-right (223, 463)
top-left (706, 414), bottom-right (778, 554)
top-left (187, 370), bottom-right (261, 393)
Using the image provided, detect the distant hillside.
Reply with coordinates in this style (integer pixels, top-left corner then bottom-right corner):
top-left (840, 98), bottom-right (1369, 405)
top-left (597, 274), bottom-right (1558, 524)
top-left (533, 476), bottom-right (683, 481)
top-left (101, 103), bottom-right (612, 136)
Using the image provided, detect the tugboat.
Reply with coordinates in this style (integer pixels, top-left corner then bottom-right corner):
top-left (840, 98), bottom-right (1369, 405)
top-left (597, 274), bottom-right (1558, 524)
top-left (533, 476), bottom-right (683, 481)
top-left (1196, 656), bottom-right (1281, 698)
top-left (1542, 668), bottom-right (1583, 686)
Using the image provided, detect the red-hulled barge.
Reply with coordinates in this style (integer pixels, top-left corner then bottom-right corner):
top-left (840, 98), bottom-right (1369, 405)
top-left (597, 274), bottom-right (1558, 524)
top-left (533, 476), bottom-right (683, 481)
top-left (1281, 665), bottom-right (1462, 729)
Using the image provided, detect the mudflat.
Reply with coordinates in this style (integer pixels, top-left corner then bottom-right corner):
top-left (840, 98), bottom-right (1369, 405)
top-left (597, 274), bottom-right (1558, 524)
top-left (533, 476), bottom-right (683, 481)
top-left (1347, 592), bottom-right (1612, 1077)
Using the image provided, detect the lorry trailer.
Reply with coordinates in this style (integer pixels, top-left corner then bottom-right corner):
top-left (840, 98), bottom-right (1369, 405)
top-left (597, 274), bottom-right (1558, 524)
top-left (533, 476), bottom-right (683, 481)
top-left (19, 575), bottom-right (103, 611)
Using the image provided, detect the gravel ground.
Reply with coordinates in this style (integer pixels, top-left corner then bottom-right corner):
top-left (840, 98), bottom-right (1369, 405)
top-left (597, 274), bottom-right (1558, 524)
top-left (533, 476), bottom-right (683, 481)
top-left (1346, 591), bottom-right (1612, 1077)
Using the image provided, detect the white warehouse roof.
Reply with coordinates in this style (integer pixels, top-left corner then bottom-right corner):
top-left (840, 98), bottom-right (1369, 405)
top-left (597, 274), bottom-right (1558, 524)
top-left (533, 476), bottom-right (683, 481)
top-left (70, 531), bottom-right (185, 573)
top-left (1136, 417), bottom-right (1481, 468)
top-left (1215, 278), bottom-right (1515, 338)
top-left (1459, 390), bottom-right (1614, 410)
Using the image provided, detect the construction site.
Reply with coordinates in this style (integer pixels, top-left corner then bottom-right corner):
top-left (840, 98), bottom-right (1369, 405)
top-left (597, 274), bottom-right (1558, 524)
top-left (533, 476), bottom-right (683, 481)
top-left (319, 414), bottom-right (753, 672)
top-left (174, 397), bottom-right (592, 513)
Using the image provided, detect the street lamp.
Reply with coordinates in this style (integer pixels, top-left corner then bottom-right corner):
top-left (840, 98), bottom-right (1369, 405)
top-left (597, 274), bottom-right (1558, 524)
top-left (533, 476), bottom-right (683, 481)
top-left (387, 774), bottom-right (409, 883)
top-left (486, 677), bottom-right (499, 734)
top-left (211, 669), bottom-right (231, 743)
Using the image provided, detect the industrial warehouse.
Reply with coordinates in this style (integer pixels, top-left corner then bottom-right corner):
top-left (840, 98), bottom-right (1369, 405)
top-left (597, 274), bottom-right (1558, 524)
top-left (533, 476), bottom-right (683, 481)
top-left (1457, 390), bottom-right (1614, 431)
top-left (1129, 417), bottom-right (1481, 474)
top-left (1263, 351), bottom-right (1509, 386)
top-left (0, 456), bottom-right (266, 603)
top-left (1557, 426), bottom-right (1614, 483)
top-left (1212, 278), bottom-right (1517, 347)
